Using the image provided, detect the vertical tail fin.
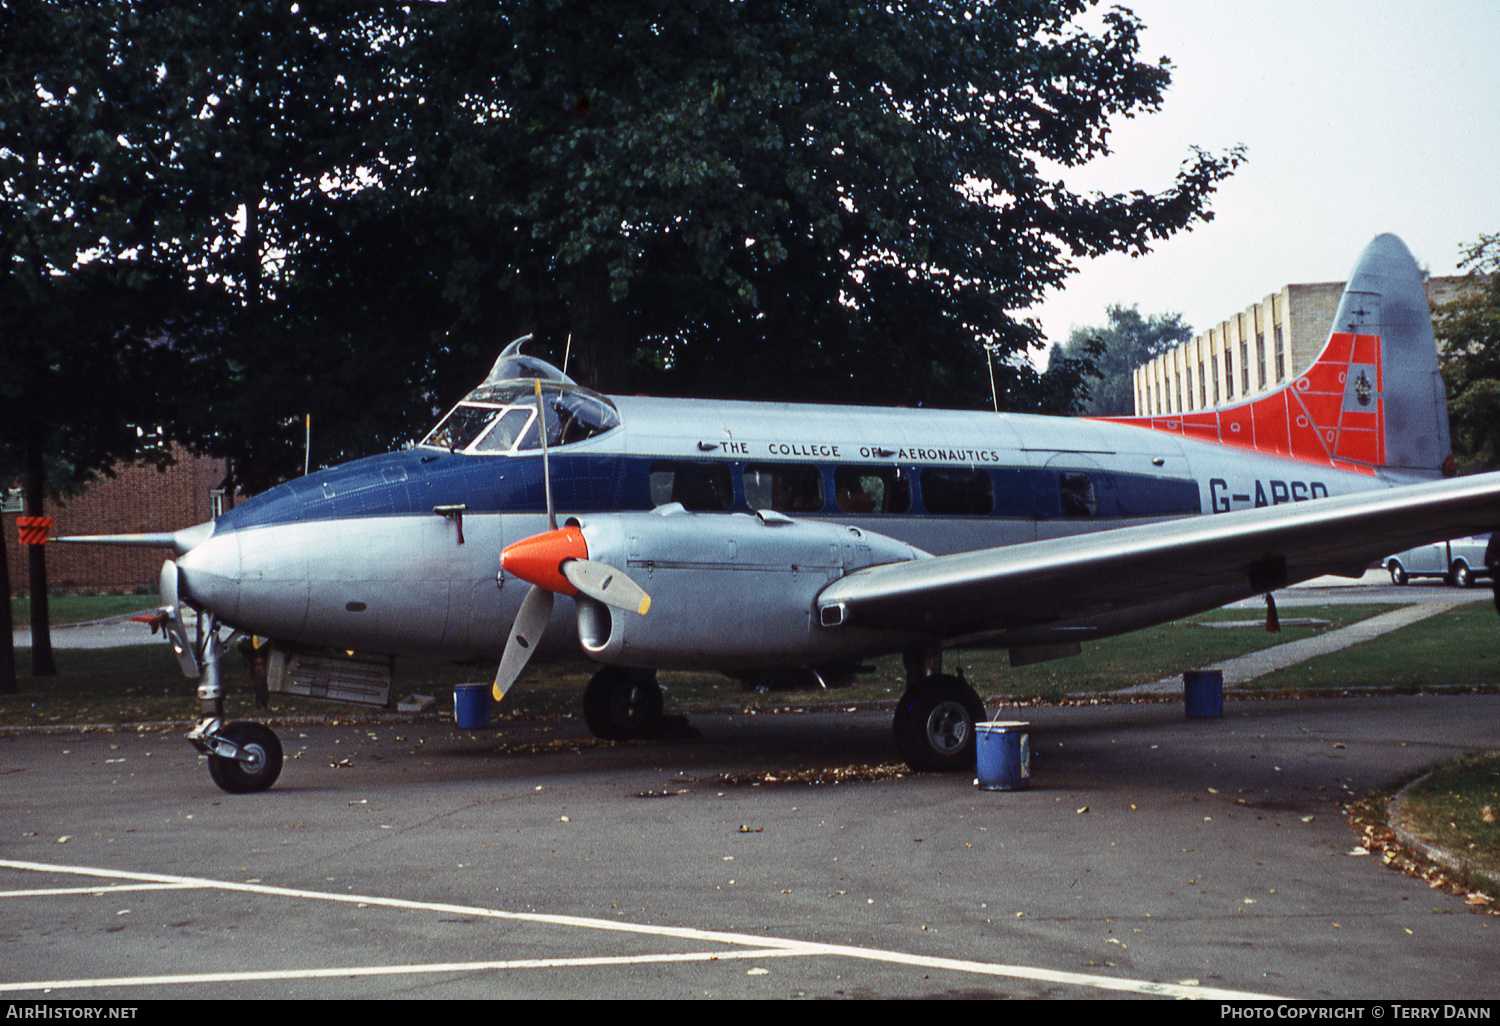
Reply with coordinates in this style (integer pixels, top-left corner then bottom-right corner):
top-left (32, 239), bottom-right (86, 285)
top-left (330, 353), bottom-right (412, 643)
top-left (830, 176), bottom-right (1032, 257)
top-left (1107, 233), bottom-right (1452, 479)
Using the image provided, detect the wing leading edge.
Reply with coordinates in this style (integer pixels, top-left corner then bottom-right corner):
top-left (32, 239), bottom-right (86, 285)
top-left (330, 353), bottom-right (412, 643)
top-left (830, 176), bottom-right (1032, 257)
top-left (817, 472), bottom-right (1500, 651)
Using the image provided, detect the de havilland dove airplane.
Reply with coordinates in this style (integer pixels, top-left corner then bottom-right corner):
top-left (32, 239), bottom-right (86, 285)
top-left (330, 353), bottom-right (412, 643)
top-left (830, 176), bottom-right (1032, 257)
top-left (68, 233), bottom-right (1500, 794)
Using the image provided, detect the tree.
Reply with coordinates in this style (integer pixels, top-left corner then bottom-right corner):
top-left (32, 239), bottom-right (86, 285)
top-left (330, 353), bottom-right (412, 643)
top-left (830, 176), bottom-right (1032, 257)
top-left (397, 1), bottom-right (1242, 410)
top-left (1, 2), bottom-right (219, 674)
top-left (4, 2), bottom-right (1245, 525)
top-left (1053, 305), bottom-right (1194, 415)
top-left (1437, 233), bottom-right (1500, 470)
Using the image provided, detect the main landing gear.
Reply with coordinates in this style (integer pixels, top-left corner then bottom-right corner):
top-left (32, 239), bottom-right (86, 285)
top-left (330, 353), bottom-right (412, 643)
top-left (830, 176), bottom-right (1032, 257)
top-left (164, 609), bottom-right (284, 795)
top-left (582, 665), bottom-right (663, 740)
top-left (892, 649), bottom-right (987, 772)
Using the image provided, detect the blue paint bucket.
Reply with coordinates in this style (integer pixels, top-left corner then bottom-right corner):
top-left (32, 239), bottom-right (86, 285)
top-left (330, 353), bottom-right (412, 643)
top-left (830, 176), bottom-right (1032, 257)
top-left (1183, 670), bottom-right (1223, 719)
top-left (453, 684), bottom-right (492, 729)
top-left (975, 721), bottom-right (1030, 791)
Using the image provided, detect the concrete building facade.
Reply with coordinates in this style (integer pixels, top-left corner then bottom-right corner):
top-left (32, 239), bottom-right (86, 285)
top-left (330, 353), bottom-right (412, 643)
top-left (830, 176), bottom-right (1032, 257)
top-left (1132, 277), bottom-right (1472, 417)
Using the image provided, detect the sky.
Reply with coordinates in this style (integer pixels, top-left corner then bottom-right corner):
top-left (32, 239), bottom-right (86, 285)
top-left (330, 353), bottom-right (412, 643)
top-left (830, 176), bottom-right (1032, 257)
top-left (1025, 0), bottom-right (1500, 357)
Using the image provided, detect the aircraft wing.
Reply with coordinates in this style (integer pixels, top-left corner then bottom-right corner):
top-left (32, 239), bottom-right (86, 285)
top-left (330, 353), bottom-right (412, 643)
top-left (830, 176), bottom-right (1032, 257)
top-left (817, 471), bottom-right (1500, 650)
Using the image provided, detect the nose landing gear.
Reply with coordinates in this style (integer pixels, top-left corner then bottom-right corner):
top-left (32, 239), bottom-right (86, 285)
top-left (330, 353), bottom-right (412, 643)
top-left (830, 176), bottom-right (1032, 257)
top-left (172, 608), bottom-right (284, 794)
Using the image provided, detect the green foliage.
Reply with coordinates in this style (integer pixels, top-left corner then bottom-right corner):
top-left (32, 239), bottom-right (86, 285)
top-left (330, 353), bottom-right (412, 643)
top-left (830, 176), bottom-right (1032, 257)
top-left (396, 2), bottom-right (1242, 413)
top-left (2, 1), bottom-right (1243, 499)
top-left (1054, 305), bottom-right (1194, 415)
top-left (1438, 233), bottom-right (1500, 469)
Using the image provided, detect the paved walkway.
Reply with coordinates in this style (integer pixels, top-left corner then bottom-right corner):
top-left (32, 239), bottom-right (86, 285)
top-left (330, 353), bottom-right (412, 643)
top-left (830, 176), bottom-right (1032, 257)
top-left (11, 609), bottom-right (186, 650)
top-left (1120, 582), bottom-right (1487, 696)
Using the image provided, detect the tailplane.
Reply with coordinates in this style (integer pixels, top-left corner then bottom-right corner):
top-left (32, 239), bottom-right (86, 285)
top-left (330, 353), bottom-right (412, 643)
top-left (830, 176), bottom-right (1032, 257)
top-left (1107, 233), bottom-right (1451, 479)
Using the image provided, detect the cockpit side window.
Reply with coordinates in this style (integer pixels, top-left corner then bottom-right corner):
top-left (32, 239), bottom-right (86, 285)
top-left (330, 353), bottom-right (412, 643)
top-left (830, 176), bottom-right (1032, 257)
top-left (514, 391), bottom-right (621, 450)
top-left (474, 408), bottom-right (536, 452)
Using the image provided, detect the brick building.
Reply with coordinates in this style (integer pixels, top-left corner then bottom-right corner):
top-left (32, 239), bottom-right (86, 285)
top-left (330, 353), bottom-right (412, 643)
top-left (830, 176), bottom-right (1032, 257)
top-left (4, 446), bottom-right (231, 595)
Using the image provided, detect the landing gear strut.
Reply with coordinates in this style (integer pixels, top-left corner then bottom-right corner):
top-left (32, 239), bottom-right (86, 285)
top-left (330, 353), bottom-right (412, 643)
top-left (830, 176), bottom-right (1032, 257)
top-left (582, 666), bottom-right (663, 740)
top-left (892, 649), bottom-right (986, 772)
top-left (165, 607), bottom-right (283, 794)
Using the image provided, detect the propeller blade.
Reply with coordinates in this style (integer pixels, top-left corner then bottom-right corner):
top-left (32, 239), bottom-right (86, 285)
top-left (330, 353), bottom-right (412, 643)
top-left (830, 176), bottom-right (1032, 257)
top-left (561, 558), bottom-right (651, 615)
top-left (493, 586), bottom-right (554, 700)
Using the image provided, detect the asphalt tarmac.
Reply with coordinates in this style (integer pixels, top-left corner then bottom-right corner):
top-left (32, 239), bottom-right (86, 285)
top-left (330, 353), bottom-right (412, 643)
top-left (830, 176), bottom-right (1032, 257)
top-left (1, 692), bottom-right (1497, 1000)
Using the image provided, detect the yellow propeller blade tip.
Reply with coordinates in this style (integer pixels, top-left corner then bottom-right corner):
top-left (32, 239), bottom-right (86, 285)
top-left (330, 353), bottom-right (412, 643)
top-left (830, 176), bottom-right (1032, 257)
top-left (638, 595), bottom-right (651, 615)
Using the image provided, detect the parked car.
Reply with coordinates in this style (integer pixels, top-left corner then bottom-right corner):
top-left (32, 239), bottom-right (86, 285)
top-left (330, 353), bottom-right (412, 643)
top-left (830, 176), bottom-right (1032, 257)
top-left (1384, 534), bottom-right (1495, 587)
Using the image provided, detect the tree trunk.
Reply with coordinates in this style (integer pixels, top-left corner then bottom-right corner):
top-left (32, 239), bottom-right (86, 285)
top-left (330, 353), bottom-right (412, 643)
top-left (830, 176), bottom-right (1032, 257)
top-left (0, 508), bottom-right (16, 694)
top-left (24, 435), bottom-right (56, 677)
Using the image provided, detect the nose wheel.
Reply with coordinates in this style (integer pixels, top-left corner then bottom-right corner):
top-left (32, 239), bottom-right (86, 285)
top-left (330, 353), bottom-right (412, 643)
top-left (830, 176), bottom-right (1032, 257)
top-left (199, 721), bottom-right (284, 794)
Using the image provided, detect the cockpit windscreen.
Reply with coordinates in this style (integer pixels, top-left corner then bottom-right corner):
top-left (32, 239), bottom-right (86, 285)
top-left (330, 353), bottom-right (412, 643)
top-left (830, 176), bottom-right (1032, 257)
top-left (419, 383), bottom-right (621, 455)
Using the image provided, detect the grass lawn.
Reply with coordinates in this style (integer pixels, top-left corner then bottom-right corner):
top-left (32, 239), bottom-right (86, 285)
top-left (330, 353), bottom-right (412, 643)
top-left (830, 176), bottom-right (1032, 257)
top-left (1394, 753), bottom-right (1500, 895)
top-left (10, 593), bottom-right (157, 626)
top-left (1248, 600), bottom-right (1500, 692)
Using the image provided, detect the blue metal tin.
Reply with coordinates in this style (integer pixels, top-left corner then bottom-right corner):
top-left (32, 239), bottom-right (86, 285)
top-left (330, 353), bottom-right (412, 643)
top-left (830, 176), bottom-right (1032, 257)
top-left (1183, 670), bottom-right (1224, 718)
top-left (453, 684), bottom-right (492, 729)
top-left (975, 721), bottom-right (1030, 791)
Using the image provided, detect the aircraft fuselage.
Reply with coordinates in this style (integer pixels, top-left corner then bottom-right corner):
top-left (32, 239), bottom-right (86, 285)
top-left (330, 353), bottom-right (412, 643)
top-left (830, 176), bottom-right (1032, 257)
top-left (176, 395), bottom-right (1397, 668)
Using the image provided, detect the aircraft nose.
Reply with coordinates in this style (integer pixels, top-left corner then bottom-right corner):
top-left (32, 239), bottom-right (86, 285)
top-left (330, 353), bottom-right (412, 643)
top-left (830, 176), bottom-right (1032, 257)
top-left (176, 531), bottom-right (243, 621)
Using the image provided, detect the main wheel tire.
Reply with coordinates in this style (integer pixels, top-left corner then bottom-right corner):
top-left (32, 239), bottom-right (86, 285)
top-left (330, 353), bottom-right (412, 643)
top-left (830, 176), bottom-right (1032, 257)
top-left (583, 667), bottom-right (663, 740)
top-left (892, 676), bottom-right (986, 773)
top-left (1451, 562), bottom-right (1475, 588)
top-left (1388, 561), bottom-right (1408, 585)
top-left (206, 722), bottom-right (283, 794)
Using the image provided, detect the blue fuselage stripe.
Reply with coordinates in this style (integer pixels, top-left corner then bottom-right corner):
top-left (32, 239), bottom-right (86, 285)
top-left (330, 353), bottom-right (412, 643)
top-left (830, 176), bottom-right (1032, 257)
top-left (215, 448), bottom-right (1202, 532)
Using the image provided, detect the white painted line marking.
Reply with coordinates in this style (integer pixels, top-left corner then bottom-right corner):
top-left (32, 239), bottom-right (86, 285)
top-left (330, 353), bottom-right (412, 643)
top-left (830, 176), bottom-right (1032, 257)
top-left (0, 949), bottom-right (806, 993)
top-left (0, 883), bottom-right (197, 898)
top-left (0, 859), bottom-right (1285, 1000)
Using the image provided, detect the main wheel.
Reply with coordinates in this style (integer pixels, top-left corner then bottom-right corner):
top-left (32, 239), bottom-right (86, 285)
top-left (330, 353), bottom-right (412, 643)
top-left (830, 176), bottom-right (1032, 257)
top-left (1450, 562), bottom-right (1474, 588)
top-left (206, 722), bottom-right (283, 794)
top-left (583, 667), bottom-right (663, 740)
top-left (1388, 561), bottom-right (1407, 585)
top-left (892, 676), bottom-right (986, 773)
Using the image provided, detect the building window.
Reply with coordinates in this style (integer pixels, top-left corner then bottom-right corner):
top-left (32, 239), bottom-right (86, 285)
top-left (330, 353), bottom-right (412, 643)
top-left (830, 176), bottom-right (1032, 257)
top-left (1240, 340), bottom-right (1249, 394)
top-left (1256, 333), bottom-right (1266, 389)
top-left (1198, 361), bottom-right (1207, 407)
top-left (1274, 326), bottom-right (1285, 381)
top-left (1175, 372), bottom-right (1182, 412)
top-left (1211, 355), bottom-right (1220, 405)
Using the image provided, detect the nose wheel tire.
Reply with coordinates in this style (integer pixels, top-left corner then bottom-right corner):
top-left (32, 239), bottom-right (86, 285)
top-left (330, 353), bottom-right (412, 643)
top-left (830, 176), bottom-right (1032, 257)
top-left (892, 676), bottom-right (986, 773)
top-left (206, 722), bottom-right (284, 794)
top-left (583, 667), bottom-right (663, 740)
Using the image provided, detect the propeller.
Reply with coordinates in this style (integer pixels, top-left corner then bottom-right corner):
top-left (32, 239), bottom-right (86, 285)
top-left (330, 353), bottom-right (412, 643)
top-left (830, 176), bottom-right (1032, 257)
top-left (492, 382), bottom-right (651, 699)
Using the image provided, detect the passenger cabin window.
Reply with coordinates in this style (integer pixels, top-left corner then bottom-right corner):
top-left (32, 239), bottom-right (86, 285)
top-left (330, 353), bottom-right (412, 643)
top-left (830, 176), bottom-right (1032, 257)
top-left (649, 460), bottom-right (733, 511)
top-left (1058, 471), bottom-right (1098, 517)
top-left (835, 465), bottom-right (911, 514)
top-left (920, 468), bottom-right (994, 515)
top-left (744, 463), bottom-right (824, 513)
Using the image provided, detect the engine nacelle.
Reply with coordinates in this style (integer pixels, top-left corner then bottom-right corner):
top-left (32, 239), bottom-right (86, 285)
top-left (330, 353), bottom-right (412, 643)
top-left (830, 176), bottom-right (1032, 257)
top-left (568, 508), bottom-right (925, 670)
